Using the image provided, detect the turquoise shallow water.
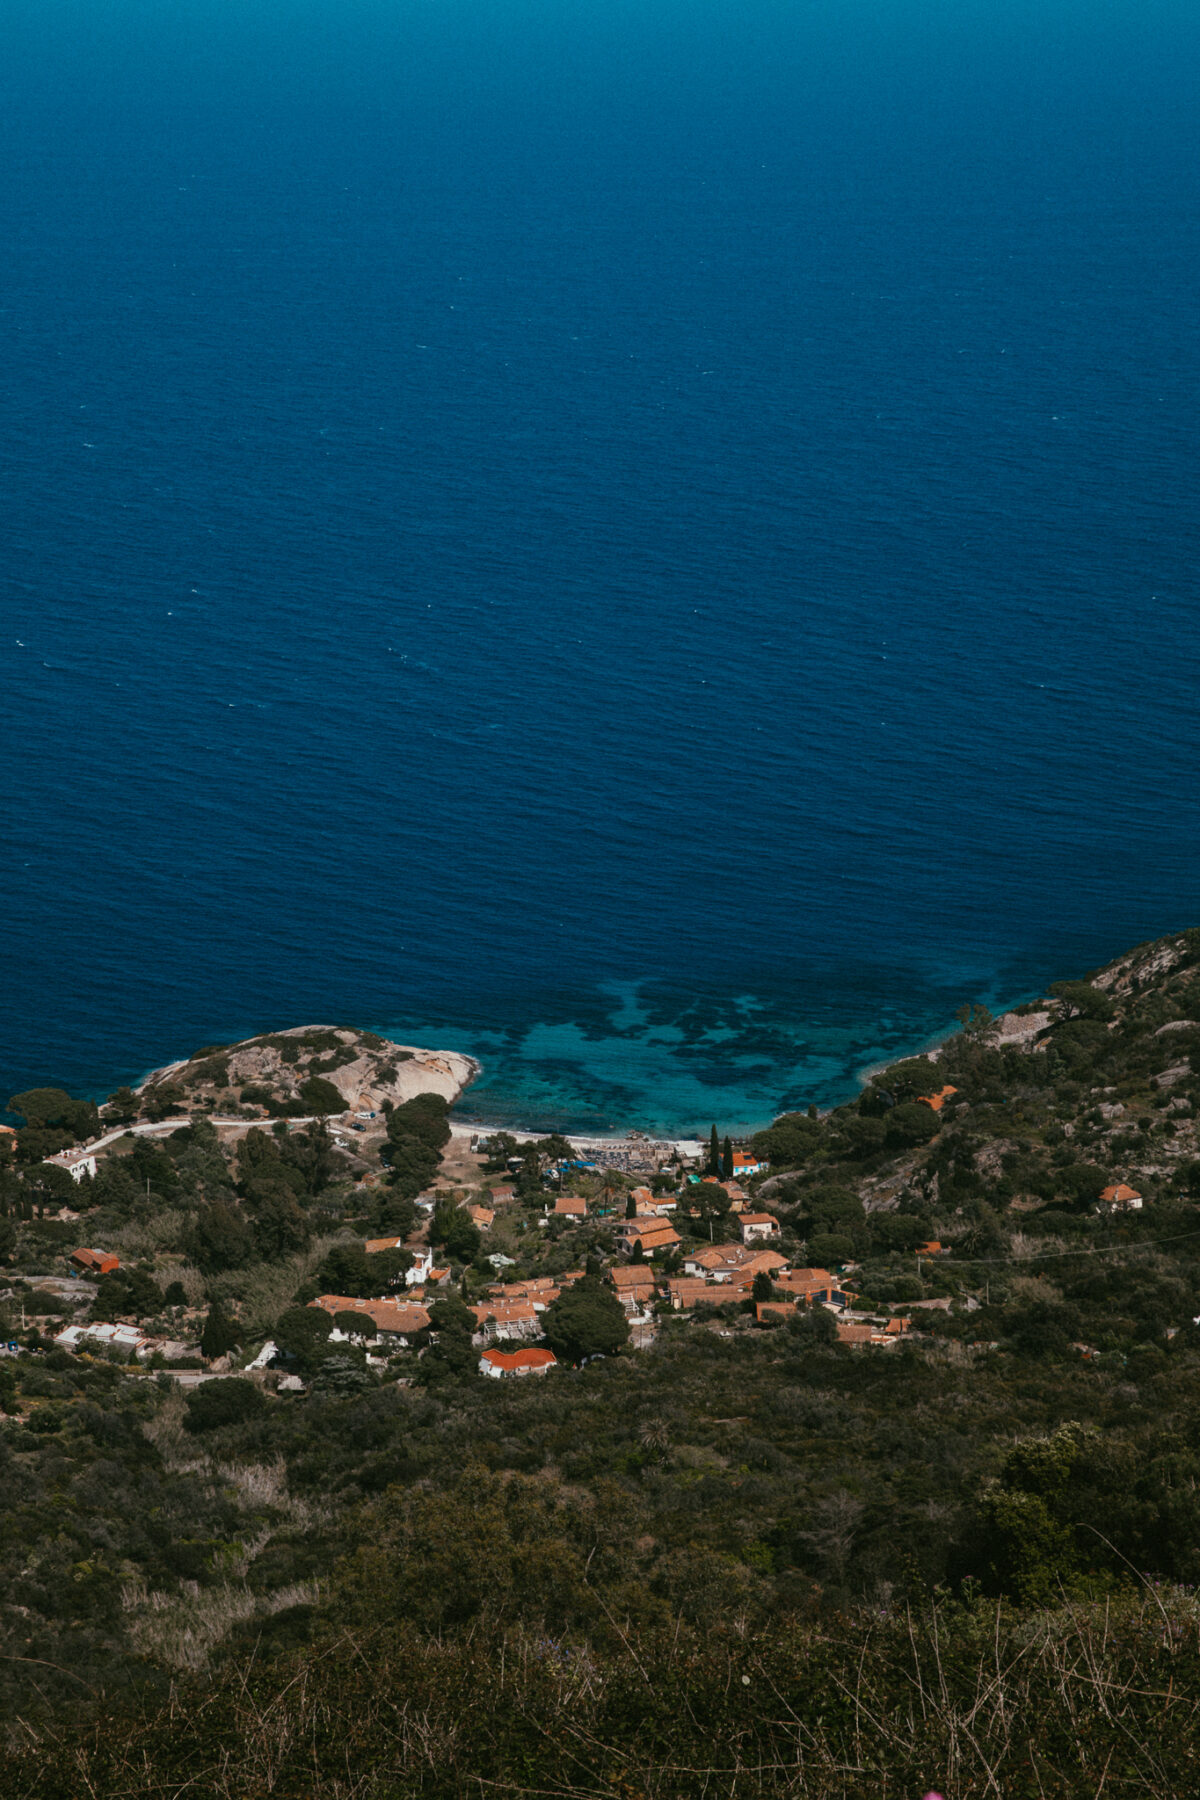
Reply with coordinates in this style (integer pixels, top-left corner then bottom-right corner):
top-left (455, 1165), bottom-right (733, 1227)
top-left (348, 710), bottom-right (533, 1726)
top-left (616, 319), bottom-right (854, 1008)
top-left (2, 2), bottom-right (1199, 1131)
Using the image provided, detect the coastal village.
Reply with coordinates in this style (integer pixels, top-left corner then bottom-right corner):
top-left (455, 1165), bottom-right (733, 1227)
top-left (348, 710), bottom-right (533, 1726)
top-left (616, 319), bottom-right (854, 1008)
top-left (2, 928), bottom-right (1199, 1394)
top-left (5, 1117), bottom-right (915, 1381)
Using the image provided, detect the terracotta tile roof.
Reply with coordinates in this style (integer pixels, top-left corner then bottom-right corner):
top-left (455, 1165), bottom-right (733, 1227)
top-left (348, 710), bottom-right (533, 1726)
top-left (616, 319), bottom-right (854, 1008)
top-left (627, 1222), bottom-right (680, 1249)
top-left (472, 1300), bottom-right (539, 1324)
top-left (918, 1085), bottom-right (959, 1112)
top-left (1100, 1184), bottom-right (1142, 1203)
top-left (480, 1347), bottom-right (557, 1373)
top-left (740, 1212), bottom-right (778, 1228)
top-left (69, 1247), bottom-right (120, 1274)
top-left (686, 1244), bottom-right (736, 1269)
top-left (741, 1249), bottom-right (788, 1273)
top-left (311, 1296), bottom-right (431, 1334)
top-left (554, 1196), bottom-right (587, 1215)
top-left (836, 1323), bottom-right (877, 1345)
top-left (665, 1278), bottom-right (721, 1308)
top-left (490, 1277), bottom-right (558, 1299)
top-left (364, 1237), bottom-right (407, 1253)
top-left (611, 1264), bottom-right (657, 1289)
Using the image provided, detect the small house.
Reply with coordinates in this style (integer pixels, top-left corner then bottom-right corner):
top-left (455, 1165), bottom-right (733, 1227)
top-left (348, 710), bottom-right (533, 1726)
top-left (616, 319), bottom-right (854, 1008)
top-left (470, 1299), bottom-right (541, 1343)
top-left (310, 1296), bottom-right (431, 1343)
top-left (479, 1346), bottom-right (557, 1379)
top-left (46, 1148), bottom-right (98, 1184)
top-left (69, 1247), bottom-right (120, 1277)
top-left (664, 1277), bottom-right (723, 1311)
top-left (554, 1195), bottom-right (587, 1218)
top-left (619, 1220), bottom-right (680, 1258)
top-left (1099, 1184), bottom-right (1143, 1212)
top-left (730, 1150), bottom-right (765, 1177)
top-left (738, 1212), bottom-right (780, 1245)
top-left (610, 1265), bottom-right (657, 1311)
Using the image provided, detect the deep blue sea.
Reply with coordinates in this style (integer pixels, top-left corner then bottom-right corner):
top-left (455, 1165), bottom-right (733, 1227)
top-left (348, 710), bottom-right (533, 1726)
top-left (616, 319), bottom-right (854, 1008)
top-left (3, 2), bottom-right (1199, 1134)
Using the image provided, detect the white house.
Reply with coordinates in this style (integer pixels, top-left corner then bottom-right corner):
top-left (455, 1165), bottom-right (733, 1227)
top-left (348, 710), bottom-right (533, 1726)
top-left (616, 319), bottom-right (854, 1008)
top-left (44, 1147), bottom-right (98, 1183)
top-left (738, 1212), bottom-right (780, 1244)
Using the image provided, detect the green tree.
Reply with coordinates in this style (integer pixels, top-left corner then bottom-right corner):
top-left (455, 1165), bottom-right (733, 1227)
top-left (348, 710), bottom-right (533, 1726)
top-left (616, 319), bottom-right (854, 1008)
top-left (200, 1296), bottom-right (240, 1359)
top-left (186, 1201), bottom-right (254, 1273)
top-left (430, 1202), bottom-right (481, 1261)
top-left (752, 1112), bottom-right (820, 1171)
top-left (91, 1268), bottom-right (163, 1322)
top-left (708, 1125), bottom-right (720, 1176)
top-left (251, 1189), bottom-right (312, 1261)
top-left (387, 1093), bottom-right (451, 1153)
top-left (418, 1293), bottom-right (479, 1383)
top-left (273, 1304), bottom-right (334, 1373)
top-left (722, 1135), bottom-right (733, 1179)
top-left (6, 1087), bottom-right (98, 1138)
top-left (299, 1076), bottom-right (345, 1116)
top-left (370, 1189), bottom-right (417, 1238)
top-left (885, 1102), bottom-right (940, 1149)
top-left (541, 1276), bottom-right (630, 1364)
top-left (104, 1086), bottom-right (141, 1123)
top-left (381, 1134), bottom-right (441, 1199)
top-left (1057, 1163), bottom-right (1109, 1209)
top-left (313, 1242), bottom-right (375, 1297)
top-left (1049, 981), bottom-right (1115, 1022)
top-left (183, 1379), bottom-right (265, 1434)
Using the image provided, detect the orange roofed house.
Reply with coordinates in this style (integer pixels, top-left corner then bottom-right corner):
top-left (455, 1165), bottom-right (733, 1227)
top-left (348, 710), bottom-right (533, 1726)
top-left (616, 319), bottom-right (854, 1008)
top-left (479, 1346), bottom-right (557, 1379)
top-left (554, 1195), bottom-right (588, 1218)
top-left (730, 1149), bottom-right (765, 1177)
top-left (918, 1085), bottom-right (958, 1113)
top-left (738, 1211), bottom-right (780, 1245)
top-left (69, 1247), bottom-right (120, 1277)
top-left (618, 1219), bottom-right (681, 1258)
top-left (1100, 1183), bottom-right (1143, 1211)
top-left (310, 1296), bottom-right (431, 1343)
top-left (470, 1299), bottom-right (541, 1343)
top-left (610, 1264), bottom-right (657, 1312)
top-left (774, 1267), bottom-right (840, 1305)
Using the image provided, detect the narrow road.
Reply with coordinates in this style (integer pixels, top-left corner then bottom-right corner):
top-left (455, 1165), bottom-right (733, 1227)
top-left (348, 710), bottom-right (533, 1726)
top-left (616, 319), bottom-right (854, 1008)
top-left (83, 1113), bottom-right (342, 1155)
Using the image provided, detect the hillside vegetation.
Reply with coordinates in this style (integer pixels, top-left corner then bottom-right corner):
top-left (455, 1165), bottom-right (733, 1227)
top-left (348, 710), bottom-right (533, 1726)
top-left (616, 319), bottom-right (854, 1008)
top-left (3, 929), bottom-right (1200, 1795)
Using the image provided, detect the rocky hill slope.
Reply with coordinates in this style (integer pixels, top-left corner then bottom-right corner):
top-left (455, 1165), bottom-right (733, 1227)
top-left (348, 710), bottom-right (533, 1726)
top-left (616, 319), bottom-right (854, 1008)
top-left (139, 1025), bottom-right (477, 1117)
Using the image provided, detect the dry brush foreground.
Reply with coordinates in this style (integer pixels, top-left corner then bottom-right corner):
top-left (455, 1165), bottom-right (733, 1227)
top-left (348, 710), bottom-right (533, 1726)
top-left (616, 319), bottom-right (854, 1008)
top-left (5, 1593), bottom-right (1200, 1799)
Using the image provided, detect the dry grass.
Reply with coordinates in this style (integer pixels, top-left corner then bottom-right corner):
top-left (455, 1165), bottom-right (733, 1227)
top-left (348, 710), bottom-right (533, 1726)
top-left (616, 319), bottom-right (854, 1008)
top-left (9, 1592), bottom-right (1200, 1798)
top-left (210, 1231), bottom-right (352, 1335)
top-left (119, 1576), bottom-right (319, 1672)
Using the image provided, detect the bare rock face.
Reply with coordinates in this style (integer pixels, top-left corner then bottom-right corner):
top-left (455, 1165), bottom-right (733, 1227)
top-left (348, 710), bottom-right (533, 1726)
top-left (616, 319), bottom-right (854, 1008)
top-left (992, 1008), bottom-right (1054, 1047)
top-left (140, 1026), bottom-right (478, 1116)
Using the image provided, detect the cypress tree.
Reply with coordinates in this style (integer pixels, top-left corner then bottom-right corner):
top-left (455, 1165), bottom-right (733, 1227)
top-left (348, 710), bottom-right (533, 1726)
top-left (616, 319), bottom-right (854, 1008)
top-left (708, 1125), bottom-right (720, 1176)
top-left (722, 1136), bottom-right (734, 1179)
top-left (625, 1193), bottom-right (637, 1220)
top-left (200, 1296), bottom-right (239, 1361)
